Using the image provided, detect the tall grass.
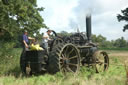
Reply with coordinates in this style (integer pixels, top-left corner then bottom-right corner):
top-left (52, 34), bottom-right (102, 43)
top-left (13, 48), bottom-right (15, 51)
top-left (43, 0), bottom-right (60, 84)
top-left (0, 65), bottom-right (126, 85)
top-left (0, 48), bottom-right (127, 85)
top-left (124, 60), bottom-right (128, 85)
top-left (0, 48), bottom-right (21, 76)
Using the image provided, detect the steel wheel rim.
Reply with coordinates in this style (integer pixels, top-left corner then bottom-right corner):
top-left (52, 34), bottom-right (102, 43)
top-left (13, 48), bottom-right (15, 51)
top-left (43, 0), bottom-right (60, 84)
top-left (95, 51), bottom-right (109, 72)
top-left (59, 44), bottom-right (80, 73)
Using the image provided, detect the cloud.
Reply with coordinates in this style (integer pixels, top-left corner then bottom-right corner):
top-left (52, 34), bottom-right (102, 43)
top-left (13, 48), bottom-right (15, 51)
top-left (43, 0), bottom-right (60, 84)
top-left (37, 0), bottom-right (79, 32)
top-left (37, 0), bottom-right (128, 40)
top-left (71, 0), bottom-right (128, 40)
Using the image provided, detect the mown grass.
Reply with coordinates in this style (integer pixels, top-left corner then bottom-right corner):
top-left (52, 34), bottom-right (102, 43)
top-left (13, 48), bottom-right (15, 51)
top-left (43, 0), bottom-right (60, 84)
top-left (0, 48), bottom-right (127, 85)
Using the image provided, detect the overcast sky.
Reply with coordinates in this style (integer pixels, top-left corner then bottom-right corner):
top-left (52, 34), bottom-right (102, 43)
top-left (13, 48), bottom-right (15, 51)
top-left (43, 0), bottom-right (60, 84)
top-left (37, 0), bottom-right (128, 40)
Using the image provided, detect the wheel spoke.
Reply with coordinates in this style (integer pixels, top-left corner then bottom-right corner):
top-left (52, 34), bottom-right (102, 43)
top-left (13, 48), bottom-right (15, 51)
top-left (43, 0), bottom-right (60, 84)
top-left (61, 65), bottom-right (63, 68)
top-left (60, 56), bottom-right (63, 59)
top-left (61, 54), bottom-right (65, 58)
top-left (63, 68), bottom-right (67, 73)
top-left (67, 48), bottom-right (75, 57)
top-left (61, 67), bottom-right (64, 72)
top-left (69, 56), bottom-right (78, 60)
top-left (67, 66), bottom-right (74, 73)
top-left (64, 46), bottom-right (69, 54)
top-left (68, 63), bottom-right (78, 67)
top-left (96, 61), bottom-right (103, 64)
top-left (61, 65), bottom-right (67, 73)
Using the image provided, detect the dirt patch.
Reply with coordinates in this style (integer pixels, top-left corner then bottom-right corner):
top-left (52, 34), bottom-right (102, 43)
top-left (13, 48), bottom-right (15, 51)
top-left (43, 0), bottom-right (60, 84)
top-left (102, 50), bottom-right (128, 57)
top-left (101, 50), bottom-right (128, 64)
top-left (109, 52), bottom-right (128, 57)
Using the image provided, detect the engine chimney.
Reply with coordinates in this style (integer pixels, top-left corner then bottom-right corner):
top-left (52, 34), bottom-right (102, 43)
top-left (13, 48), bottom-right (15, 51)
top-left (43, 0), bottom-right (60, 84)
top-left (86, 14), bottom-right (92, 42)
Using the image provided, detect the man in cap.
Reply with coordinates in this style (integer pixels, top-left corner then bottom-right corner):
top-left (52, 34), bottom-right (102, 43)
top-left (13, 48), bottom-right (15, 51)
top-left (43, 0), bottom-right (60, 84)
top-left (22, 30), bottom-right (35, 51)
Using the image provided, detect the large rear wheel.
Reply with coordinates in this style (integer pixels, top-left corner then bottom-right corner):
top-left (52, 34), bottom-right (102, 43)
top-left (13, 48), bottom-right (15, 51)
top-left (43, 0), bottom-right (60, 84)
top-left (48, 43), bottom-right (80, 74)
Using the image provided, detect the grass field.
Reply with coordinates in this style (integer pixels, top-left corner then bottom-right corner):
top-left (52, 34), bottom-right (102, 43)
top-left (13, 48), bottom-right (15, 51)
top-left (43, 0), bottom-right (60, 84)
top-left (0, 48), bottom-right (127, 85)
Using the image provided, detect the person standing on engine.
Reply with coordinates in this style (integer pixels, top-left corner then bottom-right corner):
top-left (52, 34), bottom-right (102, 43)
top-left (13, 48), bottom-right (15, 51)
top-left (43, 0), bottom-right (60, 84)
top-left (42, 30), bottom-right (52, 52)
top-left (22, 30), bottom-right (35, 51)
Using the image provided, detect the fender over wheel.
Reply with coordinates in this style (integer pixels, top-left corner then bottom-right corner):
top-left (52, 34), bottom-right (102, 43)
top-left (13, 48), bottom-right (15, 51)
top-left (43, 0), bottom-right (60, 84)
top-left (50, 38), bottom-right (63, 51)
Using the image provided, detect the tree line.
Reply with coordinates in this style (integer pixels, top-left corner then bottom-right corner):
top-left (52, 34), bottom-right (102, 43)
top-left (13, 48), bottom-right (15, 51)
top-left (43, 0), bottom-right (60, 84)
top-left (57, 31), bottom-right (128, 48)
top-left (92, 34), bottom-right (128, 48)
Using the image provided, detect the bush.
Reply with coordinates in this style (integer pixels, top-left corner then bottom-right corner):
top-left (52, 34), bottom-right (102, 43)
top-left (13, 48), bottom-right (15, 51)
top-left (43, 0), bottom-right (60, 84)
top-left (0, 41), bottom-right (15, 58)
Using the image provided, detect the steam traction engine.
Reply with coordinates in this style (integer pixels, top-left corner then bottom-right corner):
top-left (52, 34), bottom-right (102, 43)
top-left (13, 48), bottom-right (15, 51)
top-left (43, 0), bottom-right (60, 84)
top-left (20, 15), bottom-right (109, 75)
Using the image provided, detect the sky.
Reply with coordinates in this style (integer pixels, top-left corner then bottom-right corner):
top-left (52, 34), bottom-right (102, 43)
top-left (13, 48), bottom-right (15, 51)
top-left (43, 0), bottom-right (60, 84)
top-left (37, 0), bottom-right (128, 40)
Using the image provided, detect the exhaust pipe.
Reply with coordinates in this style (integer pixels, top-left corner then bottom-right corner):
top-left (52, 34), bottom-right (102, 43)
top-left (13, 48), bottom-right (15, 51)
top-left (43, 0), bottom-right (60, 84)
top-left (86, 14), bottom-right (92, 42)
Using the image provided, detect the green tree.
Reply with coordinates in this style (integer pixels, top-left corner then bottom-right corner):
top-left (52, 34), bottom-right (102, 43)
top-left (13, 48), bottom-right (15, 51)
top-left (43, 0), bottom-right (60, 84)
top-left (92, 34), bottom-right (108, 47)
top-left (0, 0), bottom-right (47, 41)
top-left (0, 0), bottom-right (47, 57)
top-left (113, 37), bottom-right (128, 48)
top-left (117, 8), bottom-right (128, 32)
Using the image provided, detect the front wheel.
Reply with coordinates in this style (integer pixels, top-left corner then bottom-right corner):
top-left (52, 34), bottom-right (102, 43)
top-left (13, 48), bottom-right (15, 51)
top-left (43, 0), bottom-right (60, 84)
top-left (93, 51), bottom-right (109, 73)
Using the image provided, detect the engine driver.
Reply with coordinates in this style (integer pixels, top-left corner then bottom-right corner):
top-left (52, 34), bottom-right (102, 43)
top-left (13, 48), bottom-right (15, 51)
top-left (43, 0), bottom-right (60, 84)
top-left (42, 30), bottom-right (52, 53)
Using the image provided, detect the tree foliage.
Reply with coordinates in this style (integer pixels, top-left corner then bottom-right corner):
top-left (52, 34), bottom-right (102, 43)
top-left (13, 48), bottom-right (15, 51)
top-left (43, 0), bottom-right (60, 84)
top-left (0, 0), bottom-right (47, 41)
top-left (113, 37), bottom-right (128, 48)
top-left (0, 0), bottom-right (47, 57)
top-left (92, 34), bottom-right (112, 48)
top-left (92, 35), bottom-right (128, 48)
top-left (117, 8), bottom-right (128, 32)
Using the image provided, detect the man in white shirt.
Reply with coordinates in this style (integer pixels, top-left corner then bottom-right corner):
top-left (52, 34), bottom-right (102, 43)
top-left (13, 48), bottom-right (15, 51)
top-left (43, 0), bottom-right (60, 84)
top-left (42, 30), bottom-right (52, 52)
